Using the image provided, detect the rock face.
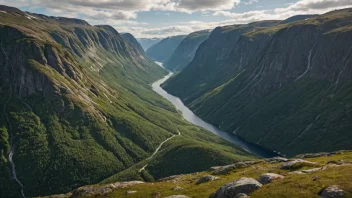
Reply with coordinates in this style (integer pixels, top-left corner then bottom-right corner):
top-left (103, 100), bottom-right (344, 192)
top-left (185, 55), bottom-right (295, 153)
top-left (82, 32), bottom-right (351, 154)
top-left (163, 8), bottom-right (352, 157)
top-left (71, 181), bottom-right (144, 197)
top-left (281, 159), bottom-right (318, 170)
top-left (121, 33), bottom-right (145, 55)
top-left (164, 30), bottom-right (211, 71)
top-left (196, 175), bottom-right (220, 184)
top-left (258, 173), bottom-right (284, 184)
top-left (146, 35), bottom-right (186, 62)
top-left (212, 161), bottom-right (261, 175)
top-left (265, 157), bottom-right (289, 163)
top-left (320, 185), bottom-right (345, 198)
top-left (212, 177), bottom-right (262, 198)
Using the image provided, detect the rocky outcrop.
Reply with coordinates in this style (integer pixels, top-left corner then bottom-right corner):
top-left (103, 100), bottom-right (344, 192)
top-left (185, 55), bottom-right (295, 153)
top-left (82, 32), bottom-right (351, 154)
top-left (320, 185), bottom-right (345, 198)
top-left (211, 177), bottom-right (262, 198)
top-left (281, 159), bottom-right (318, 170)
top-left (196, 175), bottom-right (220, 184)
top-left (71, 181), bottom-right (144, 197)
top-left (265, 157), bottom-right (289, 163)
top-left (212, 161), bottom-right (261, 175)
top-left (258, 173), bottom-right (284, 184)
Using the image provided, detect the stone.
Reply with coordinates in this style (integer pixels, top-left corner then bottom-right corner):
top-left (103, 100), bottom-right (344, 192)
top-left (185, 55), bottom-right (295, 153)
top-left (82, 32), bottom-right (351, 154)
top-left (320, 185), bottom-right (345, 198)
top-left (235, 193), bottom-right (250, 198)
top-left (258, 173), bottom-right (284, 184)
top-left (213, 161), bottom-right (261, 175)
top-left (211, 177), bottom-right (262, 198)
top-left (172, 186), bottom-right (183, 191)
top-left (163, 195), bottom-right (190, 198)
top-left (281, 159), bottom-right (317, 169)
top-left (265, 157), bottom-right (289, 163)
top-left (125, 190), bottom-right (137, 195)
top-left (71, 181), bottom-right (144, 197)
top-left (196, 175), bottom-right (220, 184)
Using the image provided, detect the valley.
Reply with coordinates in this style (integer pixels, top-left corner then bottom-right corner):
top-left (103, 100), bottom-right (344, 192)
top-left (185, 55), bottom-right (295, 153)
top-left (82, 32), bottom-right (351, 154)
top-left (152, 63), bottom-right (277, 158)
top-left (0, 2), bottom-right (352, 198)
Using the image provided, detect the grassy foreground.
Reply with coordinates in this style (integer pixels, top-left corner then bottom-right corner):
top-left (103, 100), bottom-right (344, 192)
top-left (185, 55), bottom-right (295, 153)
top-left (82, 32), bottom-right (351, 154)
top-left (45, 151), bottom-right (352, 198)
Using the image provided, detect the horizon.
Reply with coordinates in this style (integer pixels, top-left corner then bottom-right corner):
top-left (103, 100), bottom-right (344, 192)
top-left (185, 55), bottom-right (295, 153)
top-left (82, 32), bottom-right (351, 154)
top-left (1, 0), bottom-right (352, 39)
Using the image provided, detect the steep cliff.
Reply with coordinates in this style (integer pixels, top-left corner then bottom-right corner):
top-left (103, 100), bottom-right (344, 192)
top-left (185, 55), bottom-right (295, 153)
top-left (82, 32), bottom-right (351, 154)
top-left (121, 33), bottom-right (145, 55)
top-left (163, 9), bottom-right (352, 157)
top-left (163, 20), bottom-right (280, 104)
top-left (164, 30), bottom-right (211, 71)
top-left (146, 35), bottom-right (186, 62)
top-left (0, 5), bottom-right (255, 197)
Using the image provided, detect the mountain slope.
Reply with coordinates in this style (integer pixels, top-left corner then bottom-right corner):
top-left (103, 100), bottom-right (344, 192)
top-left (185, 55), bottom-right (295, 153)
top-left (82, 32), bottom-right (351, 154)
top-left (0, 5), bottom-right (255, 197)
top-left (121, 33), bottom-right (145, 54)
top-left (163, 20), bottom-right (281, 103)
top-left (163, 9), bottom-right (352, 157)
top-left (146, 35), bottom-right (186, 63)
top-left (137, 38), bottom-right (162, 51)
top-left (164, 30), bottom-right (211, 71)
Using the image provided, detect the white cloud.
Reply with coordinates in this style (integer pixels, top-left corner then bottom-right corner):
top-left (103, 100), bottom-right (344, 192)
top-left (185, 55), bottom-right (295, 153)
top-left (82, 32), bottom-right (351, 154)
top-left (2, 0), bottom-right (352, 38)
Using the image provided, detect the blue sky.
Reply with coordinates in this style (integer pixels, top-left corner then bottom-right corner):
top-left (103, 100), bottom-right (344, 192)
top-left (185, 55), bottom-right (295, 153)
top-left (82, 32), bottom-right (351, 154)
top-left (1, 0), bottom-right (352, 38)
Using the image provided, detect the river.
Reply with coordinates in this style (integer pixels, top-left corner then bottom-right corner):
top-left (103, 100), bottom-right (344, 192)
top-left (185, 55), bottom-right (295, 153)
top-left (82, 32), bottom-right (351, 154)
top-left (152, 62), bottom-right (278, 158)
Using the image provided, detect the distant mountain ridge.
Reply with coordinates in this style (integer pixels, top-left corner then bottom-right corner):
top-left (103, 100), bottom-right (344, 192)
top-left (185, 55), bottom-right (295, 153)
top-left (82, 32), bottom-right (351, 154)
top-left (164, 30), bottom-right (211, 72)
top-left (146, 35), bottom-right (186, 63)
top-left (137, 38), bottom-right (163, 51)
top-left (163, 9), bottom-right (352, 157)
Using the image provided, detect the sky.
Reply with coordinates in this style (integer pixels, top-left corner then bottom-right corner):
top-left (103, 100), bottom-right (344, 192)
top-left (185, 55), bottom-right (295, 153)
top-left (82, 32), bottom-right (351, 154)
top-left (1, 0), bottom-right (352, 38)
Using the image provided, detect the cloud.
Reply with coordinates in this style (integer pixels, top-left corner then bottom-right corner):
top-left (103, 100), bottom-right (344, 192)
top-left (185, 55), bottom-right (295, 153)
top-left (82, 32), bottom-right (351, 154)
top-left (214, 0), bottom-right (352, 25)
top-left (177, 0), bottom-right (240, 11)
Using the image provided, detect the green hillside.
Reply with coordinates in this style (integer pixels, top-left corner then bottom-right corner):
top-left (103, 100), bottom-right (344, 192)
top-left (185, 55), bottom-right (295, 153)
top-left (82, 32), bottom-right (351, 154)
top-left (0, 5), bottom-right (254, 197)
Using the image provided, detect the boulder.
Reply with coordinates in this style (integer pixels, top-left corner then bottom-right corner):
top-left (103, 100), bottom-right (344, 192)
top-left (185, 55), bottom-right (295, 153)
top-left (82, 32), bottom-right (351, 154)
top-left (320, 185), bottom-right (345, 198)
top-left (265, 157), bottom-right (289, 163)
top-left (213, 161), bottom-right (260, 175)
top-left (211, 177), bottom-right (262, 198)
top-left (258, 173), bottom-right (284, 184)
top-left (164, 195), bottom-right (190, 198)
top-left (196, 176), bottom-right (220, 184)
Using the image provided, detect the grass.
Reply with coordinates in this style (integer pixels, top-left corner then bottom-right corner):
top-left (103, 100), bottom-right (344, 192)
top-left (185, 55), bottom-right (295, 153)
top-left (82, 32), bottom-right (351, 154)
top-left (68, 151), bottom-right (352, 198)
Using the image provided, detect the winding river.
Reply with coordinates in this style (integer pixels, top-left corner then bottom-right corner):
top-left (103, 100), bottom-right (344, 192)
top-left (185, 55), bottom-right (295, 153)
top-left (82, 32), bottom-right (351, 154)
top-left (152, 62), bottom-right (278, 158)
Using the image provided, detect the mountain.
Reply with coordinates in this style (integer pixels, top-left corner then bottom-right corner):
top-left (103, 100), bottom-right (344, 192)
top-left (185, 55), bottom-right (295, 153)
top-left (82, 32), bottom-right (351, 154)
top-left (279, 14), bottom-right (319, 24)
top-left (121, 33), bottom-right (145, 54)
top-left (46, 150), bottom-right (352, 198)
top-left (146, 35), bottom-right (186, 63)
top-left (137, 38), bottom-right (162, 51)
top-left (163, 9), bottom-right (352, 157)
top-left (0, 5), bottom-right (255, 197)
top-left (164, 30), bottom-right (211, 72)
